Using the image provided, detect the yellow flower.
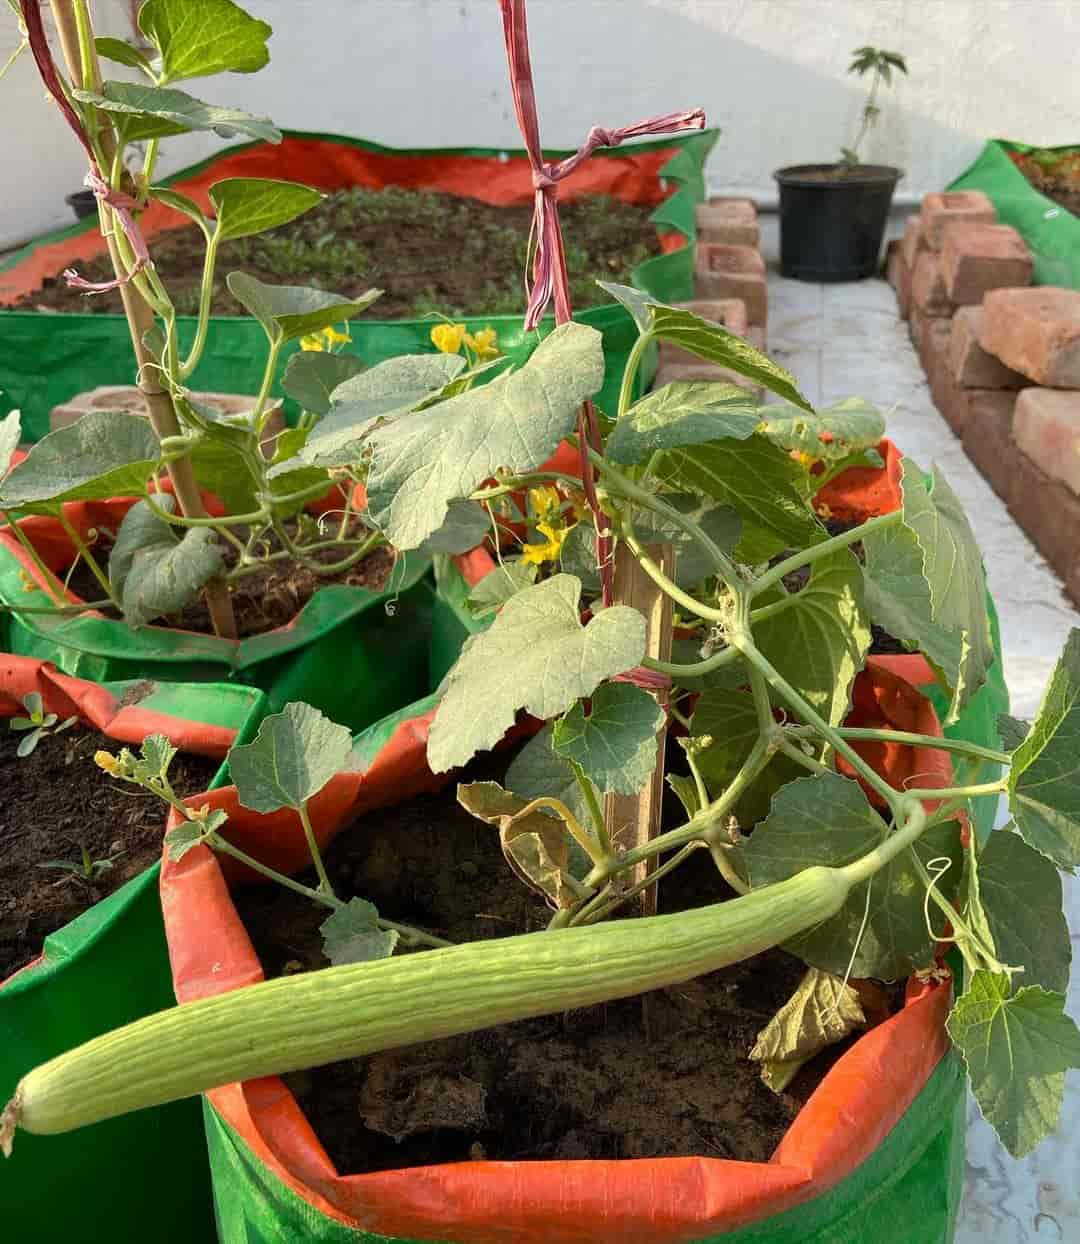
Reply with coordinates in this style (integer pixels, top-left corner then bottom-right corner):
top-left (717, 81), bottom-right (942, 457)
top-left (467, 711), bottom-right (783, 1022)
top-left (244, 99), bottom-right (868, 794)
top-left (464, 326), bottom-right (500, 360)
top-left (300, 326), bottom-right (352, 353)
top-left (789, 449), bottom-right (817, 468)
top-left (431, 322), bottom-right (467, 354)
top-left (528, 485), bottom-right (562, 523)
top-left (94, 750), bottom-right (122, 776)
top-left (522, 521), bottom-right (570, 566)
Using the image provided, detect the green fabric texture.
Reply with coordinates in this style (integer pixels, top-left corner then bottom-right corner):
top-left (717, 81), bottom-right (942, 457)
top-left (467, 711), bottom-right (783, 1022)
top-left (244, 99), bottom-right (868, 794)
top-left (0, 548), bottom-right (434, 734)
top-left (0, 681), bottom-right (269, 1244)
top-left (949, 140), bottom-right (1080, 290)
top-left (201, 1055), bottom-right (964, 1244)
top-left (0, 129), bottom-right (716, 441)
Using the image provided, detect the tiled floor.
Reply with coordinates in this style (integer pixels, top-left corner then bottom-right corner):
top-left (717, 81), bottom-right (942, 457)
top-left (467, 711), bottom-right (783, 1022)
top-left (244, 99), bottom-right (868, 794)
top-left (759, 214), bottom-right (1080, 1244)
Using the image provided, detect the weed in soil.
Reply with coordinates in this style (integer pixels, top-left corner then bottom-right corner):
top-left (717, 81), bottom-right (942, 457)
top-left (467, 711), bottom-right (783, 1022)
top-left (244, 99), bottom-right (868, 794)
top-left (19, 188), bottom-right (662, 320)
top-left (0, 722), bottom-right (219, 978)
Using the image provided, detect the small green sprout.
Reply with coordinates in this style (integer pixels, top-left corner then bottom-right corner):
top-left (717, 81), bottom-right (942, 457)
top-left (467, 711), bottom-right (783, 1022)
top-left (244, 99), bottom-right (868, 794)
top-left (9, 692), bottom-right (78, 758)
top-left (841, 46), bottom-right (908, 167)
top-left (39, 844), bottom-right (123, 886)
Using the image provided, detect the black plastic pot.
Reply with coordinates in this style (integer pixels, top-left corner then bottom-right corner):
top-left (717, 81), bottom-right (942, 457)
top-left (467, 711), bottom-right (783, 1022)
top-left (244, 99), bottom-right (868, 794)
top-left (774, 164), bottom-right (902, 282)
top-left (64, 189), bottom-right (97, 220)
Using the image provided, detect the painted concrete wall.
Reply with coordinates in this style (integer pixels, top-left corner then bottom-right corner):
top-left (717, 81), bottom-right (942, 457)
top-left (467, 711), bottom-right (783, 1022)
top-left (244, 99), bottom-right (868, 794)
top-left (3, 0), bottom-right (1080, 249)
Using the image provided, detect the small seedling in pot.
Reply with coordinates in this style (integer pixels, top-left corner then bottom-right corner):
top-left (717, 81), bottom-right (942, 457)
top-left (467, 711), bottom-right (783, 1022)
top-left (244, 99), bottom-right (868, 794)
top-left (38, 845), bottom-right (123, 887)
top-left (840, 46), bottom-right (908, 167)
top-left (8, 693), bottom-right (78, 758)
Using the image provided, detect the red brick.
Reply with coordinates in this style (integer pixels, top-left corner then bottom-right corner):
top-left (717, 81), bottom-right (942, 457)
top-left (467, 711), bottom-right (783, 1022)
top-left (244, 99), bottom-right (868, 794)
top-left (695, 198), bottom-right (760, 247)
top-left (1007, 447), bottom-right (1080, 609)
top-left (900, 215), bottom-right (926, 270)
top-left (948, 307), bottom-right (1027, 389)
top-left (1013, 388), bottom-right (1080, 495)
top-left (919, 190), bottom-right (996, 250)
top-left (693, 244), bottom-right (767, 324)
top-left (961, 390), bottom-right (1020, 505)
top-left (50, 385), bottom-right (284, 447)
top-left (887, 246), bottom-right (911, 320)
top-left (940, 223), bottom-right (1032, 306)
top-left (659, 298), bottom-right (750, 369)
top-left (919, 316), bottom-right (969, 433)
top-left (910, 250), bottom-right (954, 318)
top-left (653, 360), bottom-right (764, 400)
top-left (981, 287), bottom-right (1080, 388)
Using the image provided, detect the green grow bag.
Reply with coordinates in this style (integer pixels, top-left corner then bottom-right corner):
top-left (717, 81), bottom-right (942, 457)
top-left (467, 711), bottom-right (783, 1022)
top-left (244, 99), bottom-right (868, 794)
top-left (949, 140), bottom-right (1080, 290)
top-left (0, 679), bottom-right (269, 1243)
top-left (0, 129), bottom-right (717, 441)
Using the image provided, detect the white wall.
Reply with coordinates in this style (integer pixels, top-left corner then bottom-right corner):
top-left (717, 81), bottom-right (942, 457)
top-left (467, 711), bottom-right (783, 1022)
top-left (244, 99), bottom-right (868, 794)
top-left (4, 0), bottom-right (1080, 249)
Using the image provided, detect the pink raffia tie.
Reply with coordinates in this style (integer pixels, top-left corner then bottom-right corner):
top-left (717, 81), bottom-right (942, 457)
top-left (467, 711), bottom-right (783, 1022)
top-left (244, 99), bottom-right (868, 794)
top-left (498, 0), bottom-right (705, 608)
top-left (20, 0), bottom-right (150, 295)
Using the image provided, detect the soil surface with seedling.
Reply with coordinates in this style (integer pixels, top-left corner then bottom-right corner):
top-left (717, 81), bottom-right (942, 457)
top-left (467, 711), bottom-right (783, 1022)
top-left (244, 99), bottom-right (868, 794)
top-left (20, 188), bottom-right (662, 319)
top-left (0, 719), bottom-right (218, 978)
top-left (66, 513), bottom-right (394, 639)
top-left (234, 747), bottom-right (900, 1172)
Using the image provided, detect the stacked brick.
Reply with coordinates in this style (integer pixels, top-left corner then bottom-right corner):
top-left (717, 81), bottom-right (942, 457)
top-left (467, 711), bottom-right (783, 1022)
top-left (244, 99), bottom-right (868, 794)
top-left (888, 189), bottom-right (1080, 606)
top-left (655, 197), bottom-right (768, 397)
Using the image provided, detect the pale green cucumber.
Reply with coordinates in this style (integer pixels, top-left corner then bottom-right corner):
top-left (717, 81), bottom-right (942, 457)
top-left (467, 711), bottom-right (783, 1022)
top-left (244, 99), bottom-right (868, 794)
top-left (2, 866), bottom-right (849, 1151)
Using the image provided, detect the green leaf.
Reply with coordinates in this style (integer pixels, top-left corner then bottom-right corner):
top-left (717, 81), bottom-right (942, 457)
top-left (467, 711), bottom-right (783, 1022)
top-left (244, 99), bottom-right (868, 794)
top-left (760, 397), bottom-right (885, 463)
top-left (1008, 629), bottom-right (1080, 869)
top-left (466, 558), bottom-right (538, 618)
top-left (281, 351), bottom-right (365, 416)
top-left (552, 683), bottom-right (665, 796)
top-left (94, 36), bottom-right (155, 75)
top-left (366, 323), bottom-right (604, 551)
top-left (997, 713), bottom-right (1029, 753)
top-left (165, 821), bottom-right (208, 863)
top-left (862, 516), bottom-right (971, 724)
top-left (750, 967), bottom-right (866, 1093)
top-left (139, 0), bottom-right (272, 82)
top-left (598, 282), bottom-right (812, 410)
top-left (227, 272), bottom-right (381, 345)
top-left (504, 724), bottom-right (588, 829)
top-left (137, 733), bottom-right (177, 783)
top-left (978, 830), bottom-right (1071, 993)
top-left (417, 500), bottom-right (490, 556)
top-left (667, 771), bottom-right (704, 820)
top-left (428, 574), bottom-right (645, 773)
top-left (148, 186), bottom-right (211, 236)
top-left (16, 727), bottom-right (44, 758)
top-left (109, 497), bottom-right (225, 629)
top-left (74, 82), bottom-right (280, 145)
top-left (632, 496), bottom-right (742, 589)
top-left (186, 437), bottom-right (260, 515)
top-left (754, 550), bottom-right (871, 725)
top-left (743, 773), bottom-right (963, 978)
top-left (209, 178), bottom-right (323, 242)
top-left (947, 971), bottom-right (1080, 1157)
top-left (0, 409), bottom-right (20, 480)
top-left (457, 781), bottom-right (580, 908)
top-left (655, 435), bottom-right (823, 564)
top-left (299, 354), bottom-right (466, 468)
top-left (319, 898), bottom-right (398, 967)
top-left (605, 381), bottom-right (760, 466)
top-left (0, 412), bottom-right (159, 515)
top-left (230, 702), bottom-right (352, 813)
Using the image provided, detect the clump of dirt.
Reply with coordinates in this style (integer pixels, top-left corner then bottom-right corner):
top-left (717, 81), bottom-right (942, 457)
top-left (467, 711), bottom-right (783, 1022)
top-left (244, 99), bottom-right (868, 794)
top-left (233, 752), bottom-right (892, 1173)
top-left (0, 721), bottom-right (219, 978)
top-left (19, 187), bottom-right (662, 319)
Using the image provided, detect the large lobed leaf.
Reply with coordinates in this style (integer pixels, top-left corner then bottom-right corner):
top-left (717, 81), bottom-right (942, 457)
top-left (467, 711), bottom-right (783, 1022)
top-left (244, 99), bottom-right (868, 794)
top-left (281, 352), bottom-right (365, 417)
top-left (947, 971), bottom-right (1080, 1157)
top-left (365, 323), bottom-right (604, 551)
top-left (744, 772), bottom-right (963, 979)
top-left (427, 574), bottom-right (646, 774)
top-left (605, 381), bottom-right (760, 465)
top-left (139, 0), bottom-right (272, 82)
top-left (230, 702), bottom-right (352, 813)
top-left (1007, 628), bottom-right (1080, 869)
top-left (228, 272), bottom-right (381, 345)
top-left (0, 411), bottom-right (159, 515)
top-left (760, 397), bottom-right (885, 463)
top-left (552, 682), bottom-right (666, 797)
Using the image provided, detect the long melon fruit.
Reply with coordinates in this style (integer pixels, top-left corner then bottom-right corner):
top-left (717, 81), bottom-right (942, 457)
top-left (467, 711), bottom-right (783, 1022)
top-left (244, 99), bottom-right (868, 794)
top-left (1, 865), bottom-right (851, 1153)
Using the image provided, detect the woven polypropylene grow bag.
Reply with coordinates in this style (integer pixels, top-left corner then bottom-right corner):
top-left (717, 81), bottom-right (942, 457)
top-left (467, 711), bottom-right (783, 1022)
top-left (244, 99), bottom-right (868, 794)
top-left (158, 659), bottom-right (971, 1244)
top-left (0, 492), bottom-right (434, 734)
top-left (949, 140), bottom-right (1080, 290)
top-left (0, 129), bottom-right (717, 441)
top-left (0, 664), bottom-right (269, 1243)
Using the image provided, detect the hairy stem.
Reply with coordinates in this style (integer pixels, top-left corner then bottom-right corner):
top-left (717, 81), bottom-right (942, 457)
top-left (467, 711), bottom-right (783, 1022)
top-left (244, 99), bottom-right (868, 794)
top-left (751, 511), bottom-right (900, 599)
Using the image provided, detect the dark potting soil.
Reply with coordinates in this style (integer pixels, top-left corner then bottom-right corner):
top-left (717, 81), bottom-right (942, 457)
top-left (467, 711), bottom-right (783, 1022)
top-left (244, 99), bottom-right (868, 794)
top-left (19, 188), bottom-right (662, 319)
top-left (233, 751), bottom-right (896, 1173)
top-left (65, 514), bottom-right (394, 639)
top-left (1009, 152), bottom-right (1080, 218)
top-left (0, 720), bottom-right (218, 978)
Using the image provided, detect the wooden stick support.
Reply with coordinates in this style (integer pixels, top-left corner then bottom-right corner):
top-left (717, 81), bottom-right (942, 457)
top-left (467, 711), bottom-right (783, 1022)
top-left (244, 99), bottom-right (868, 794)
top-left (604, 541), bottom-right (675, 916)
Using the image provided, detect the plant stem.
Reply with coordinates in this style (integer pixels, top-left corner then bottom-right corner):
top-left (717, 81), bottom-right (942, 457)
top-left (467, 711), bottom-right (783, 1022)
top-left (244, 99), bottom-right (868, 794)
top-left (142, 493), bottom-right (268, 529)
top-left (903, 780), bottom-right (1006, 802)
top-left (252, 339), bottom-right (283, 436)
top-left (297, 802), bottom-right (335, 899)
top-left (570, 760), bottom-right (612, 858)
top-left (180, 229), bottom-right (221, 380)
top-left (841, 802), bottom-right (927, 886)
top-left (1, 513), bottom-right (66, 605)
top-left (575, 843), bottom-right (703, 926)
top-left (786, 724), bottom-right (1010, 767)
top-left (57, 513), bottom-right (120, 608)
top-left (518, 796), bottom-right (614, 872)
top-left (618, 329), bottom-right (654, 418)
top-left (751, 511), bottom-right (900, 598)
top-left (643, 644), bottom-right (741, 680)
top-left (708, 842), bottom-right (749, 895)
